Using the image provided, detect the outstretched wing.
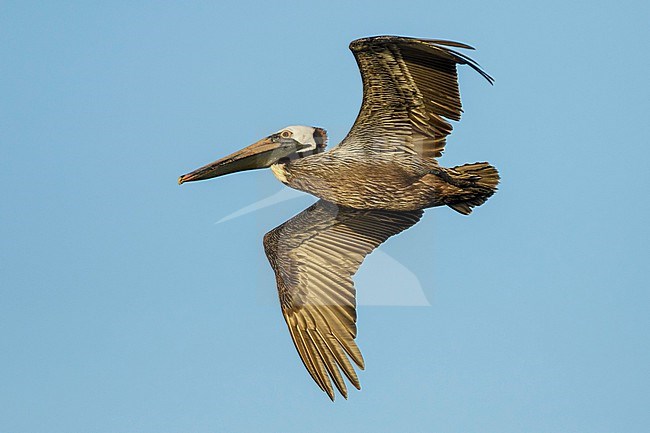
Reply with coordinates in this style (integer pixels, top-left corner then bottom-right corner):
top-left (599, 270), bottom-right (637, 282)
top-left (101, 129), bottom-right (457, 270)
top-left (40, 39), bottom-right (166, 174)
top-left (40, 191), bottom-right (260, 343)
top-left (336, 35), bottom-right (493, 170)
top-left (263, 200), bottom-right (423, 400)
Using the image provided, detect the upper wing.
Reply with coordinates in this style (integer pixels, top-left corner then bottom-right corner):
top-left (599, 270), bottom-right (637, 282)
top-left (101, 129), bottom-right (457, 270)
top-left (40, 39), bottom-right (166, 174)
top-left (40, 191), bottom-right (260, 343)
top-left (336, 35), bottom-right (493, 169)
top-left (263, 200), bottom-right (423, 400)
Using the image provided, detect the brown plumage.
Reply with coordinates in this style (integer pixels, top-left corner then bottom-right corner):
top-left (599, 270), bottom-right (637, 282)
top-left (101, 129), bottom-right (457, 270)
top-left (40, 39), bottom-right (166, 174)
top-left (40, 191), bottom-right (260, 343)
top-left (178, 35), bottom-right (499, 401)
top-left (272, 36), bottom-right (499, 211)
top-left (263, 201), bottom-right (423, 399)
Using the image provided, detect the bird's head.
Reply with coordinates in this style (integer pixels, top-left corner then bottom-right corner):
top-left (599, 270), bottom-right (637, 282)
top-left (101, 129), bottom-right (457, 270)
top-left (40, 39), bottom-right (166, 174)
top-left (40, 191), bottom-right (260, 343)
top-left (178, 125), bottom-right (327, 184)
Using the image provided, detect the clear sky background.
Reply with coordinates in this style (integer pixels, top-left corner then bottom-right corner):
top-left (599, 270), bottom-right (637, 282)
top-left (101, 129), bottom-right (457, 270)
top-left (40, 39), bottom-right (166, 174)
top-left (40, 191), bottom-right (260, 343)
top-left (2, 1), bottom-right (649, 432)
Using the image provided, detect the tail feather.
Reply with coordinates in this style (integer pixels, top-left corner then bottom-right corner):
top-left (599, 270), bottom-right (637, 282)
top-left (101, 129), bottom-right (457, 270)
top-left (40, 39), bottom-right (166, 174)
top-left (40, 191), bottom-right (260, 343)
top-left (446, 162), bottom-right (499, 215)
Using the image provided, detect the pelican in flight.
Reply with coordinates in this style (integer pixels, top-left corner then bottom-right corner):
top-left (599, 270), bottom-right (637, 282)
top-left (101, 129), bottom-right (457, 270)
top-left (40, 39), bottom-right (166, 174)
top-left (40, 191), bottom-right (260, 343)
top-left (178, 36), bottom-right (499, 400)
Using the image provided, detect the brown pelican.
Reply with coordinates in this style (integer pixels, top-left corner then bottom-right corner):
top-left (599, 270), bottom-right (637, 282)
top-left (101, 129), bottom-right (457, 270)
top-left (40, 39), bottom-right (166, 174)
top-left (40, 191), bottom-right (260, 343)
top-left (178, 36), bottom-right (499, 400)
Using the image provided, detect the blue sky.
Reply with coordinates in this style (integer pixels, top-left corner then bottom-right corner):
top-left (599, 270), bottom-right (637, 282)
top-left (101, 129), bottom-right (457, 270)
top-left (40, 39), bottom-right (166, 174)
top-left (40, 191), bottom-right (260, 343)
top-left (2, 1), bottom-right (649, 432)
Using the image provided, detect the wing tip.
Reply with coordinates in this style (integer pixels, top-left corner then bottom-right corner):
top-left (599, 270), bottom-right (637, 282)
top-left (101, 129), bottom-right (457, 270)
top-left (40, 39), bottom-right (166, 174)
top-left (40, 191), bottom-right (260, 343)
top-left (349, 35), bottom-right (495, 85)
top-left (425, 38), bottom-right (476, 50)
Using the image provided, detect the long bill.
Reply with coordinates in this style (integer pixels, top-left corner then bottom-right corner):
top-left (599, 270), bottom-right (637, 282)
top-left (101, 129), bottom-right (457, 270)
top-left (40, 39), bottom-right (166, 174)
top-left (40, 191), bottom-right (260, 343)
top-left (178, 136), bottom-right (299, 185)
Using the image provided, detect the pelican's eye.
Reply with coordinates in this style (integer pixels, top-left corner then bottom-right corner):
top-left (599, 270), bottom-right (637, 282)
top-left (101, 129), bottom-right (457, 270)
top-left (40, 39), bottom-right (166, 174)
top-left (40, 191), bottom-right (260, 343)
top-left (280, 130), bottom-right (292, 139)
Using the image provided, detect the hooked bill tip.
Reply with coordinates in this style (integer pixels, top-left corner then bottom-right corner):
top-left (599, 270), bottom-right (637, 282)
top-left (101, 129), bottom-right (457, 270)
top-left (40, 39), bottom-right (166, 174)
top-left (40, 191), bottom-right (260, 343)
top-left (178, 176), bottom-right (185, 185)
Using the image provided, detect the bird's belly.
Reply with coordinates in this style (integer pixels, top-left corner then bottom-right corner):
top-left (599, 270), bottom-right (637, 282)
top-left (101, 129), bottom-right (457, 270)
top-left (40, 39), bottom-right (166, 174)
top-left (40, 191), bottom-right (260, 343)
top-left (290, 168), bottom-right (436, 211)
